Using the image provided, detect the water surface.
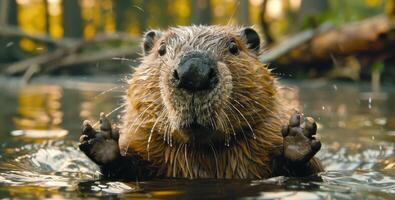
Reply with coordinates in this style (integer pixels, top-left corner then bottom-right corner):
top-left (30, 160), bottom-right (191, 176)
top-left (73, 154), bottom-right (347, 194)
top-left (0, 76), bottom-right (394, 199)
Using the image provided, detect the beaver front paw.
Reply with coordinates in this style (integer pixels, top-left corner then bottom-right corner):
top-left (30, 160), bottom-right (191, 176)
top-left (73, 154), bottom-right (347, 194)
top-left (79, 113), bottom-right (120, 166)
top-left (281, 112), bottom-right (321, 164)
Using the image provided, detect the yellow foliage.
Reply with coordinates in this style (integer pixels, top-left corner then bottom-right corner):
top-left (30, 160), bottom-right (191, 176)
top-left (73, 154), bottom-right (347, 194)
top-left (48, 0), bottom-right (63, 38)
top-left (13, 0), bottom-right (388, 43)
top-left (211, 0), bottom-right (237, 24)
top-left (365, 0), bottom-right (383, 7)
top-left (17, 0), bottom-right (46, 35)
top-left (385, 0), bottom-right (395, 16)
top-left (171, 0), bottom-right (190, 25)
top-left (19, 38), bottom-right (36, 52)
top-left (84, 24), bottom-right (96, 40)
top-left (249, 0), bottom-right (262, 25)
top-left (130, 25), bottom-right (141, 36)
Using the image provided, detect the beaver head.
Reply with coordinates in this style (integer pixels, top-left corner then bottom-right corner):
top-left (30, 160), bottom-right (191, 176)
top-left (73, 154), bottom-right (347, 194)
top-left (123, 25), bottom-right (277, 148)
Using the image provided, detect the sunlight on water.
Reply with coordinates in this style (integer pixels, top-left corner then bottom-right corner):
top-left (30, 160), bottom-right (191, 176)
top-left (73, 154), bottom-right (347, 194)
top-left (0, 77), bottom-right (394, 199)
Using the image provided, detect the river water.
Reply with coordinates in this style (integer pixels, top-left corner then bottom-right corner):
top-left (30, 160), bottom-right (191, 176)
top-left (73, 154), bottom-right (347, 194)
top-left (0, 76), bottom-right (394, 199)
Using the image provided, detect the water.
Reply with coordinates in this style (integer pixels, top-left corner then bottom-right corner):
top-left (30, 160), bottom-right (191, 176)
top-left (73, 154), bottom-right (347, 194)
top-left (0, 76), bottom-right (394, 199)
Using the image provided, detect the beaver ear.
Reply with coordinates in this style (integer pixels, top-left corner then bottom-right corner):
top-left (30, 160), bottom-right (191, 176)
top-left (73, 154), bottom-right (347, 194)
top-left (142, 30), bottom-right (163, 55)
top-left (240, 27), bottom-right (260, 54)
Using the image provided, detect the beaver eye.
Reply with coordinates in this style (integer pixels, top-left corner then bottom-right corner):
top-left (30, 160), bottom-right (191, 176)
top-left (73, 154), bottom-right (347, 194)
top-left (229, 41), bottom-right (239, 55)
top-left (158, 42), bottom-right (166, 56)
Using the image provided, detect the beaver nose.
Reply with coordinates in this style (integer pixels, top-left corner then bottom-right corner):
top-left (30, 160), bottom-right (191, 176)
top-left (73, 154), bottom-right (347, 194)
top-left (173, 52), bottom-right (217, 91)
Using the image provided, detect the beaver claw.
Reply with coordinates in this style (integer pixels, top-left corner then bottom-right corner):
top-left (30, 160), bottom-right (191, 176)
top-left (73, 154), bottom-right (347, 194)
top-left (79, 113), bottom-right (121, 166)
top-left (281, 112), bottom-right (321, 164)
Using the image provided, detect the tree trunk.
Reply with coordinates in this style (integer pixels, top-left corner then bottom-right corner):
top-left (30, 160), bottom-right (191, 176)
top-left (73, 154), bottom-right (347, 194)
top-left (137, 0), bottom-right (148, 33)
top-left (237, 0), bottom-right (250, 25)
top-left (190, 0), bottom-right (212, 25)
top-left (259, 15), bottom-right (395, 78)
top-left (44, 0), bottom-right (50, 34)
top-left (298, 0), bottom-right (329, 28)
top-left (63, 0), bottom-right (83, 38)
top-left (0, 0), bottom-right (17, 26)
top-left (114, 0), bottom-right (132, 32)
top-left (299, 0), bottom-right (329, 16)
top-left (260, 0), bottom-right (274, 45)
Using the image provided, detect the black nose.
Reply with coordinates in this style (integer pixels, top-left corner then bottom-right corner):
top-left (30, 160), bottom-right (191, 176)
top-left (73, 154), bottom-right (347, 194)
top-left (173, 52), bottom-right (217, 91)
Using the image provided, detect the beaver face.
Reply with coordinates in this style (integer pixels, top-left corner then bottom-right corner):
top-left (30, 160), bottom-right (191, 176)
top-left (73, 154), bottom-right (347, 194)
top-left (138, 25), bottom-right (265, 144)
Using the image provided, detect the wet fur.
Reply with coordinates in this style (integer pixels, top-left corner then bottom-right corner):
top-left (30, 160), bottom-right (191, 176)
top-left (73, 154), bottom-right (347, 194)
top-left (118, 25), bottom-right (322, 179)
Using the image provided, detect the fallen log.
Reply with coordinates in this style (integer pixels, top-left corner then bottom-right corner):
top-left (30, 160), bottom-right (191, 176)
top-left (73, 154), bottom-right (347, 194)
top-left (44, 46), bottom-right (139, 72)
top-left (260, 15), bottom-right (395, 70)
top-left (4, 49), bottom-right (67, 75)
top-left (0, 25), bottom-right (77, 48)
top-left (1, 25), bottom-right (140, 76)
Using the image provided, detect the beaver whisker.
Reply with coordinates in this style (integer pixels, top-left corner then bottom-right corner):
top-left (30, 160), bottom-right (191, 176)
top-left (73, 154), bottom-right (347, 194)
top-left (126, 97), bottom-right (161, 135)
top-left (159, 57), bottom-right (173, 71)
top-left (229, 97), bottom-right (268, 126)
top-left (209, 142), bottom-right (219, 178)
top-left (162, 122), bottom-right (168, 142)
top-left (228, 97), bottom-right (257, 124)
top-left (132, 92), bottom-right (160, 103)
top-left (214, 110), bottom-right (229, 145)
top-left (233, 92), bottom-right (272, 113)
top-left (157, 109), bottom-right (169, 133)
top-left (94, 85), bottom-right (124, 100)
top-left (227, 1), bottom-right (240, 25)
top-left (223, 98), bottom-right (243, 131)
top-left (130, 83), bottom-right (161, 87)
top-left (168, 122), bottom-right (174, 145)
top-left (170, 128), bottom-right (173, 147)
top-left (184, 144), bottom-right (193, 178)
top-left (124, 114), bottom-right (151, 154)
top-left (106, 103), bottom-right (127, 117)
top-left (172, 143), bottom-right (184, 177)
top-left (124, 97), bottom-right (161, 154)
top-left (223, 100), bottom-right (252, 156)
top-left (221, 109), bottom-right (236, 137)
top-left (232, 93), bottom-right (282, 124)
top-left (164, 121), bottom-right (172, 144)
top-left (224, 98), bottom-right (256, 139)
top-left (147, 108), bottom-right (166, 160)
top-left (208, 109), bottom-right (216, 131)
top-left (131, 73), bottom-right (161, 81)
top-left (214, 110), bottom-right (229, 140)
top-left (213, 111), bottom-right (224, 132)
top-left (91, 103), bottom-right (127, 128)
top-left (225, 97), bottom-right (255, 139)
top-left (163, 121), bottom-right (168, 142)
top-left (220, 108), bottom-right (235, 146)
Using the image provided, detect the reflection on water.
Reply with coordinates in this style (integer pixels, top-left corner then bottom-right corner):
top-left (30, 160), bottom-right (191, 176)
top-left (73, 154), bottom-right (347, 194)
top-left (14, 85), bottom-right (63, 130)
top-left (11, 85), bottom-right (68, 139)
top-left (0, 77), bottom-right (394, 199)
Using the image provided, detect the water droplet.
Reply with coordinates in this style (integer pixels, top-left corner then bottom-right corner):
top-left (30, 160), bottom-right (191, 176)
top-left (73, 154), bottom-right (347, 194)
top-left (368, 98), bottom-right (372, 109)
top-left (322, 106), bottom-right (326, 110)
top-left (6, 42), bottom-right (14, 47)
top-left (169, 134), bottom-right (173, 147)
top-left (333, 84), bottom-right (338, 91)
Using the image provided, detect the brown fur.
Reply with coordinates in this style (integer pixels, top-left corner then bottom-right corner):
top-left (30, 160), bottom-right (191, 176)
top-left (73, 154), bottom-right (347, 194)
top-left (118, 25), bottom-right (322, 179)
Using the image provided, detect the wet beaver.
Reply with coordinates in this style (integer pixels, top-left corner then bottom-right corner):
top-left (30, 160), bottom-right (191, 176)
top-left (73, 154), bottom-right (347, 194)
top-left (79, 25), bottom-right (323, 179)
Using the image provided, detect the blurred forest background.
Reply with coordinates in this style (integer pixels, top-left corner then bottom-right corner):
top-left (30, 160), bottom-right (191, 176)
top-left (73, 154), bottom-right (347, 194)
top-left (0, 0), bottom-right (395, 84)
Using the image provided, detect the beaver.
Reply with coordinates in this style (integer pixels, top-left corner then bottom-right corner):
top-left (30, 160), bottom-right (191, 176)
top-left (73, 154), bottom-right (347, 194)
top-left (79, 25), bottom-right (323, 179)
